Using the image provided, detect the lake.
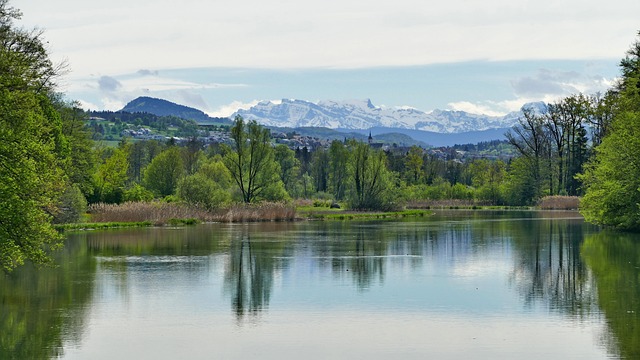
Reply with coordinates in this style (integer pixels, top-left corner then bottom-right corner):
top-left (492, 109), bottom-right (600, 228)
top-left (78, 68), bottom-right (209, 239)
top-left (2, 210), bottom-right (639, 359)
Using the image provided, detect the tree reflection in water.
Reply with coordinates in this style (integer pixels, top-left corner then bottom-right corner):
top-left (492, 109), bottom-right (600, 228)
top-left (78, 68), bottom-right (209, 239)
top-left (223, 228), bottom-right (288, 323)
top-left (509, 219), bottom-right (598, 317)
top-left (582, 231), bottom-right (640, 359)
top-left (0, 237), bottom-right (96, 359)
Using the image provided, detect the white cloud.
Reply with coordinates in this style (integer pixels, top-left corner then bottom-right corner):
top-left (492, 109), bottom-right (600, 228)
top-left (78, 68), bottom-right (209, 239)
top-left (449, 67), bottom-right (619, 116)
top-left (208, 100), bottom-right (264, 118)
top-left (447, 101), bottom-right (507, 117)
top-left (18, 0), bottom-right (640, 76)
top-left (76, 99), bottom-right (101, 112)
top-left (511, 69), bottom-right (616, 99)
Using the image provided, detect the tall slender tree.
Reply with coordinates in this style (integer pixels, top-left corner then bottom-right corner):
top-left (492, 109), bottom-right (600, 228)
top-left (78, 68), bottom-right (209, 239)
top-left (223, 116), bottom-right (284, 203)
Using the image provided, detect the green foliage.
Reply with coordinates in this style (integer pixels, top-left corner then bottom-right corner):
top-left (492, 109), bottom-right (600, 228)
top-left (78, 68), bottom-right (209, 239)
top-left (502, 157), bottom-right (537, 206)
top-left (122, 183), bottom-right (154, 202)
top-left (127, 139), bottom-right (164, 184)
top-left (0, 1), bottom-right (70, 270)
top-left (580, 111), bottom-right (640, 229)
top-left (0, 237), bottom-right (97, 358)
top-left (56, 100), bottom-right (96, 196)
top-left (222, 116), bottom-right (286, 203)
top-left (88, 110), bottom-right (201, 139)
top-left (143, 146), bottom-right (185, 197)
top-left (274, 144), bottom-right (300, 196)
top-left (581, 231), bottom-right (640, 358)
top-left (311, 147), bottom-right (329, 193)
top-left (53, 184), bottom-right (88, 224)
top-left (470, 159), bottom-right (506, 204)
top-left (348, 142), bottom-right (397, 211)
top-left (328, 140), bottom-right (350, 200)
top-left (404, 145), bottom-right (424, 184)
top-left (92, 146), bottom-right (129, 203)
top-left (580, 32), bottom-right (640, 230)
top-left (0, 90), bottom-right (65, 271)
top-left (176, 173), bottom-right (231, 209)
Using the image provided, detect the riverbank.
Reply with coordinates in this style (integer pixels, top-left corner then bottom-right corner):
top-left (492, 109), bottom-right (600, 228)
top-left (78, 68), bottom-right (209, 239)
top-left (57, 196), bottom-right (581, 231)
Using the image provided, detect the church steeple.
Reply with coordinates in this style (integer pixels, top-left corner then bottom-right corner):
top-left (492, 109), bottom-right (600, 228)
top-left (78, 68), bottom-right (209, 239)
top-left (368, 131), bottom-right (372, 144)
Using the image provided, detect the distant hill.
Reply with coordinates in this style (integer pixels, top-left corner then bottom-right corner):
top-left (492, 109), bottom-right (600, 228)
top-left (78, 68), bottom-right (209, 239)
top-left (117, 96), bottom-right (514, 146)
top-left (121, 96), bottom-right (230, 124)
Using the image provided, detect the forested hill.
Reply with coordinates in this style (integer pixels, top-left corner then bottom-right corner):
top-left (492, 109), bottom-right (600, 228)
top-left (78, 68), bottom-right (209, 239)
top-left (121, 96), bottom-right (230, 124)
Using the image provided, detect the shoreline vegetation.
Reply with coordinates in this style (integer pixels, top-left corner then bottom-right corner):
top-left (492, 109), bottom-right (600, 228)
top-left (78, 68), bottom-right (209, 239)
top-left (55, 195), bottom-right (581, 231)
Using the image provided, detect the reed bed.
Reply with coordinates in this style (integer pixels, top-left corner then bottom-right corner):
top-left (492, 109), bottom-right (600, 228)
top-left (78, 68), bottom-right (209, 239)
top-left (537, 196), bottom-right (581, 210)
top-left (214, 203), bottom-right (297, 222)
top-left (88, 201), bottom-right (297, 224)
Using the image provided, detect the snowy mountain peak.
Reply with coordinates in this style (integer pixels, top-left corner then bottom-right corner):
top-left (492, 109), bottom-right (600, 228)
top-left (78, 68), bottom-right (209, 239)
top-left (234, 99), bottom-right (535, 133)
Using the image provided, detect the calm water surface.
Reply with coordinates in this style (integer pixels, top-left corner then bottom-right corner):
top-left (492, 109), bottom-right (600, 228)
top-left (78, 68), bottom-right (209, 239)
top-left (2, 210), bottom-right (640, 359)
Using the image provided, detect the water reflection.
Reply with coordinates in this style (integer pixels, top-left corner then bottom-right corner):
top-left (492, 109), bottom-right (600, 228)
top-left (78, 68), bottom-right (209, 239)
top-left (582, 231), bottom-right (640, 359)
top-left (0, 239), bottom-right (96, 359)
top-left (223, 229), bottom-right (290, 322)
top-left (509, 218), bottom-right (598, 317)
top-left (3, 212), bottom-right (640, 359)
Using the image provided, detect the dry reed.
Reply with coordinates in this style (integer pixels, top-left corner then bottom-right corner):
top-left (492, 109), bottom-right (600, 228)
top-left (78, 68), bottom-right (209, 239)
top-left (88, 201), bottom-right (297, 224)
top-left (537, 196), bottom-right (580, 210)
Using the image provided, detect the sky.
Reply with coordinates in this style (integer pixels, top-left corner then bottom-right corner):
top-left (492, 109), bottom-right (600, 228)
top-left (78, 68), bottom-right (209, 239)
top-left (17, 0), bottom-right (640, 117)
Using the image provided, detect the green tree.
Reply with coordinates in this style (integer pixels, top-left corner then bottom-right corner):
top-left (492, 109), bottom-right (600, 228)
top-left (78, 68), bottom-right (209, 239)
top-left (92, 146), bottom-right (129, 203)
top-left (0, 1), bottom-right (67, 271)
top-left (580, 32), bottom-right (640, 230)
top-left (143, 146), bottom-right (185, 197)
top-left (580, 111), bottom-right (640, 229)
top-left (503, 157), bottom-right (538, 206)
top-left (274, 144), bottom-right (300, 196)
top-left (197, 155), bottom-right (233, 190)
top-left (177, 173), bottom-right (230, 209)
top-left (222, 116), bottom-right (285, 203)
top-left (349, 142), bottom-right (396, 210)
top-left (53, 184), bottom-right (87, 224)
top-left (56, 99), bottom-right (96, 196)
top-left (404, 145), bottom-right (424, 184)
top-left (469, 159), bottom-right (506, 204)
top-left (183, 136), bottom-right (204, 175)
top-left (328, 140), bottom-right (350, 201)
top-left (310, 146), bottom-right (329, 193)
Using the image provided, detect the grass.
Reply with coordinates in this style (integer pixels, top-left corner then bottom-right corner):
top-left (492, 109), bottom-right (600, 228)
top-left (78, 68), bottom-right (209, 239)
top-left (55, 221), bottom-right (153, 231)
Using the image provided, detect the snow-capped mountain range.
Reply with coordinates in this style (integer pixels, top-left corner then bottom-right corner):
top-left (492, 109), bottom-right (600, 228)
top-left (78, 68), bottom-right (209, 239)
top-left (234, 99), bottom-right (545, 134)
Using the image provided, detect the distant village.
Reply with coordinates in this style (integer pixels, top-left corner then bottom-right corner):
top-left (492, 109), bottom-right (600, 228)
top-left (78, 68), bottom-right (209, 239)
top-left (119, 124), bottom-right (497, 162)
